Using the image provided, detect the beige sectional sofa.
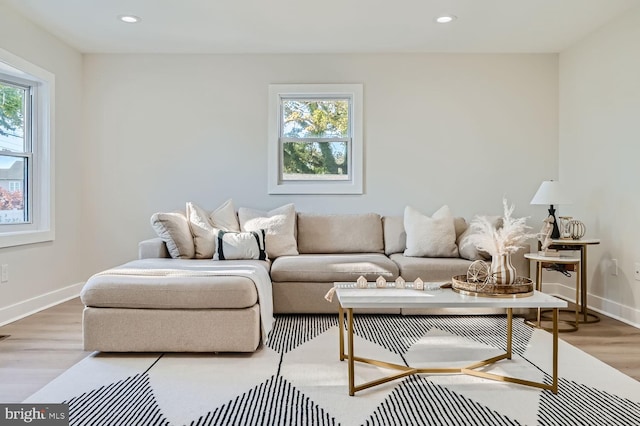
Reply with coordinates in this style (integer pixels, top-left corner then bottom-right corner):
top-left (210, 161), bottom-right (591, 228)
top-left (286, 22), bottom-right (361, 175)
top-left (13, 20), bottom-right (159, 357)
top-left (80, 211), bottom-right (528, 353)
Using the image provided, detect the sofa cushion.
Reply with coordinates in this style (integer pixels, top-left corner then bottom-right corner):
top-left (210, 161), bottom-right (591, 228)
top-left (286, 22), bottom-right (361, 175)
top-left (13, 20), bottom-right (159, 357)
top-left (271, 254), bottom-right (398, 282)
top-left (239, 204), bottom-right (298, 258)
top-left (382, 216), bottom-right (406, 255)
top-left (389, 253), bottom-right (472, 282)
top-left (187, 200), bottom-right (240, 259)
top-left (384, 215), bottom-right (467, 255)
top-left (150, 212), bottom-right (194, 259)
top-left (297, 213), bottom-right (384, 254)
top-left (81, 259), bottom-right (267, 310)
top-left (403, 205), bottom-right (460, 258)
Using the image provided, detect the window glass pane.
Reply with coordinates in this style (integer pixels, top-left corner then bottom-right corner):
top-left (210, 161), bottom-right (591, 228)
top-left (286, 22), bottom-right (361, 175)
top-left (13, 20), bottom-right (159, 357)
top-left (282, 141), bottom-right (348, 181)
top-left (0, 156), bottom-right (26, 224)
top-left (282, 99), bottom-right (349, 138)
top-left (0, 82), bottom-right (26, 153)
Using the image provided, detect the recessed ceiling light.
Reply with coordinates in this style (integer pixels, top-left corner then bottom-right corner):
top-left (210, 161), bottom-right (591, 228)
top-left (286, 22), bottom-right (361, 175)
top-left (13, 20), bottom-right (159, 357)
top-left (118, 15), bottom-right (141, 24)
top-left (435, 15), bottom-right (456, 24)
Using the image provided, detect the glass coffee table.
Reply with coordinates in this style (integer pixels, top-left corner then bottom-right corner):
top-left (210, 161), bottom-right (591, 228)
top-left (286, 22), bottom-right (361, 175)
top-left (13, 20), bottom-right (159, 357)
top-left (334, 284), bottom-right (567, 396)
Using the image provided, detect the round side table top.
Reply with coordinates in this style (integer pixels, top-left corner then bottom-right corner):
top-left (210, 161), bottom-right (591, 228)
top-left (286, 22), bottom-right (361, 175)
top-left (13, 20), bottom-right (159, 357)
top-left (550, 238), bottom-right (600, 245)
top-left (524, 253), bottom-right (580, 263)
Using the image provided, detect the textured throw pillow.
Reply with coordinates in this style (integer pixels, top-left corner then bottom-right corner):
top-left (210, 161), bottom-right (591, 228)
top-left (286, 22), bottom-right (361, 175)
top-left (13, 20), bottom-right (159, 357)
top-left (150, 212), bottom-right (195, 259)
top-left (403, 205), bottom-right (459, 258)
top-left (238, 204), bottom-right (298, 258)
top-left (213, 229), bottom-right (268, 261)
top-left (187, 200), bottom-right (240, 259)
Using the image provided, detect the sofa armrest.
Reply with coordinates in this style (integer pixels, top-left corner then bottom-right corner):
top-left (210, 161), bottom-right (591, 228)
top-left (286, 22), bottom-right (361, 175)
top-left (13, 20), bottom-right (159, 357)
top-left (139, 238), bottom-right (170, 259)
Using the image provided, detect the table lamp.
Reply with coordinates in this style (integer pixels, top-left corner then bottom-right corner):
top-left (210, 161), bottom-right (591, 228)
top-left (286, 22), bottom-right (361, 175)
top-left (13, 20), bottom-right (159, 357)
top-left (530, 180), bottom-right (571, 239)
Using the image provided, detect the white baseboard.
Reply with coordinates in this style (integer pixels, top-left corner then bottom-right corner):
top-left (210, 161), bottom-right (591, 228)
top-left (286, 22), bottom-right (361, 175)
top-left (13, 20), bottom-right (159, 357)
top-left (544, 282), bottom-right (640, 329)
top-left (0, 282), bottom-right (84, 327)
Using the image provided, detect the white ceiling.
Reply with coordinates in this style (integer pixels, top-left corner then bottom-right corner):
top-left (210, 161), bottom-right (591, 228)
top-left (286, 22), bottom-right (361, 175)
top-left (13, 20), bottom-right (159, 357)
top-left (3, 0), bottom-right (640, 54)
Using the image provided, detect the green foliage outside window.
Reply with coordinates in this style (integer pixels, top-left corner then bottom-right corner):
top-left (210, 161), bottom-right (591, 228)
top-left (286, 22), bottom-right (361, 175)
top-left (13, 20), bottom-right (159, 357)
top-left (0, 83), bottom-right (24, 138)
top-left (282, 99), bottom-right (349, 178)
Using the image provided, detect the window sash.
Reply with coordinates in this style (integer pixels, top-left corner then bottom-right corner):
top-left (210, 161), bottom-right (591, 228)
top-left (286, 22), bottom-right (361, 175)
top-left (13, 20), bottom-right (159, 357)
top-left (0, 78), bottom-right (32, 154)
top-left (279, 97), bottom-right (352, 139)
top-left (0, 152), bottom-right (32, 225)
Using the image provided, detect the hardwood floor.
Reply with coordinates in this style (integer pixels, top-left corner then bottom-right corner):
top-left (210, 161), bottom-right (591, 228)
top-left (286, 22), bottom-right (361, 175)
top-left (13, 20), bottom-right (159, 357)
top-left (0, 298), bottom-right (91, 403)
top-left (0, 297), bottom-right (638, 403)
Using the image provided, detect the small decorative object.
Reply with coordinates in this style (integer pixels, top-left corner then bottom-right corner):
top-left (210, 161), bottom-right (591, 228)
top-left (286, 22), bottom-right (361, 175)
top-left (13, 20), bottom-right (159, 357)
top-left (414, 277), bottom-right (424, 290)
top-left (376, 276), bottom-right (386, 288)
top-left (356, 276), bottom-right (367, 288)
top-left (537, 215), bottom-right (554, 254)
top-left (558, 216), bottom-right (573, 239)
top-left (395, 276), bottom-right (406, 289)
top-left (568, 219), bottom-right (586, 240)
top-left (467, 260), bottom-right (490, 284)
top-left (463, 199), bottom-right (536, 285)
top-left (424, 281), bottom-right (442, 291)
top-left (452, 275), bottom-right (534, 297)
top-left (491, 253), bottom-right (517, 285)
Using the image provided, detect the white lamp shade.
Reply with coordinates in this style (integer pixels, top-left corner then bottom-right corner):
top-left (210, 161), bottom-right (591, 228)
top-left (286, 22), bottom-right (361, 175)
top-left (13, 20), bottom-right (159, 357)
top-left (530, 180), bottom-right (572, 205)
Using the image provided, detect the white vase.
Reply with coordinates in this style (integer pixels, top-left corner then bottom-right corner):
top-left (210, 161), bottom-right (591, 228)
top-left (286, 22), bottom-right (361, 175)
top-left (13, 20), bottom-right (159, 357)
top-left (491, 253), bottom-right (517, 285)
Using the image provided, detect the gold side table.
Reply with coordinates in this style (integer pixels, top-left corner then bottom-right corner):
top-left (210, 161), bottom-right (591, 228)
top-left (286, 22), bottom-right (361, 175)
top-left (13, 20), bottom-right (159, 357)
top-left (524, 253), bottom-right (580, 332)
top-left (549, 238), bottom-right (601, 323)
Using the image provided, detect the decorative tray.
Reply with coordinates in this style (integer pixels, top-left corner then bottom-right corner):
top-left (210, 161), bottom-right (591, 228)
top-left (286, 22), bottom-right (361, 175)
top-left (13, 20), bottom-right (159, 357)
top-left (451, 275), bottom-right (534, 298)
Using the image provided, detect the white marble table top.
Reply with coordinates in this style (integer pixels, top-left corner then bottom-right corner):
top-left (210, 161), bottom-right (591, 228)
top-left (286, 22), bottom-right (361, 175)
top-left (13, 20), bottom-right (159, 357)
top-left (335, 286), bottom-right (567, 309)
top-left (525, 253), bottom-right (581, 263)
top-left (550, 238), bottom-right (600, 245)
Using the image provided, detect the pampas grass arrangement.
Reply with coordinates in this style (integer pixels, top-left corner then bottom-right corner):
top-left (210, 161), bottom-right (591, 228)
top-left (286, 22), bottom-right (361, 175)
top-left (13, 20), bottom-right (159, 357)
top-left (464, 198), bottom-right (536, 257)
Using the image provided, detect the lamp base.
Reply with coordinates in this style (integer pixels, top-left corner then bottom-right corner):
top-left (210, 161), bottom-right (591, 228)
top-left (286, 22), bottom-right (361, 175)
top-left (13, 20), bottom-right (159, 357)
top-left (548, 205), bottom-right (560, 239)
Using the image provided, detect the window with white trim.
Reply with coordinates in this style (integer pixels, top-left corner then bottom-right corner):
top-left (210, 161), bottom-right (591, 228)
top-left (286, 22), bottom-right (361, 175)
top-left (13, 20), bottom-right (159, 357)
top-left (268, 84), bottom-right (363, 194)
top-left (0, 48), bottom-right (54, 247)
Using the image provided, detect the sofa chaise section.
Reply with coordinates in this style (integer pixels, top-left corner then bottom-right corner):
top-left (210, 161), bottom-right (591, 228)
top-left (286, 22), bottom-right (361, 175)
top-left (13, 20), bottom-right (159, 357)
top-left (81, 258), bottom-right (268, 352)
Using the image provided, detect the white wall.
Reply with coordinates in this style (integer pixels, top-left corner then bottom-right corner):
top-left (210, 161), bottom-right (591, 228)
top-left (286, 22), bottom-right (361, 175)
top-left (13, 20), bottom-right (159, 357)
top-left (559, 6), bottom-right (640, 325)
top-left (0, 4), bottom-right (86, 324)
top-left (82, 53), bottom-right (559, 272)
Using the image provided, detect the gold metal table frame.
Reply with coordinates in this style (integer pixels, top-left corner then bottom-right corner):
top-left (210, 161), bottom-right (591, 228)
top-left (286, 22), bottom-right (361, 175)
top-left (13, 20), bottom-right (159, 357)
top-left (338, 306), bottom-right (560, 396)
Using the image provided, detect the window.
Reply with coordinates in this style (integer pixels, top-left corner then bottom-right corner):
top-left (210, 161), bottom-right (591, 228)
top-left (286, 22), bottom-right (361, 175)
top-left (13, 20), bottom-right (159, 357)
top-left (268, 84), bottom-right (363, 194)
top-left (0, 48), bottom-right (54, 247)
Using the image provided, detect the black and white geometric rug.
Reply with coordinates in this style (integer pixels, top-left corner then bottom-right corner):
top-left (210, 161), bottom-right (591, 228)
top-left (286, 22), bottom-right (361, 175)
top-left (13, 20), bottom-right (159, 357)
top-left (26, 315), bottom-right (640, 426)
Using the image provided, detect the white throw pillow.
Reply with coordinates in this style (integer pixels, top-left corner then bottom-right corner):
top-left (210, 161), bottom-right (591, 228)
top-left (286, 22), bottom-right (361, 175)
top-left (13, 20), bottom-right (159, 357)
top-left (150, 212), bottom-right (195, 259)
top-left (238, 204), bottom-right (298, 258)
top-left (210, 199), bottom-right (241, 232)
top-left (213, 229), bottom-right (268, 261)
top-left (187, 200), bottom-right (240, 259)
top-left (403, 205), bottom-right (459, 258)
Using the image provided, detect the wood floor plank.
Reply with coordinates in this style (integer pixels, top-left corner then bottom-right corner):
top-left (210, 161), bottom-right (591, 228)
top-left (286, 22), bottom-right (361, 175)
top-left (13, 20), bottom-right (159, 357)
top-left (0, 297), bottom-right (638, 403)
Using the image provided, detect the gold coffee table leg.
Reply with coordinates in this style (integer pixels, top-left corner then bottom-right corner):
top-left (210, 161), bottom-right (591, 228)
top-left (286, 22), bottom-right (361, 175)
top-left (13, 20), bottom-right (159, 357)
top-left (347, 308), bottom-right (355, 396)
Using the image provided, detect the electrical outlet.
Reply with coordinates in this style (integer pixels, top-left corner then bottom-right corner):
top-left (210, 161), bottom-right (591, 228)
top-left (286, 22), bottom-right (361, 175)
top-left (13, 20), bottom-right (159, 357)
top-left (611, 259), bottom-right (618, 276)
top-left (635, 263), bottom-right (640, 281)
top-left (1, 264), bottom-right (8, 283)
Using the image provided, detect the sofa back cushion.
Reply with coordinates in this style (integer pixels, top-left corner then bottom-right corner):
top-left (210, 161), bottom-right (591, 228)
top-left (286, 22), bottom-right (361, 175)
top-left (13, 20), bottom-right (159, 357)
top-left (383, 215), bottom-right (468, 255)
top-left (297, 213), bottom-right (384, 254)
